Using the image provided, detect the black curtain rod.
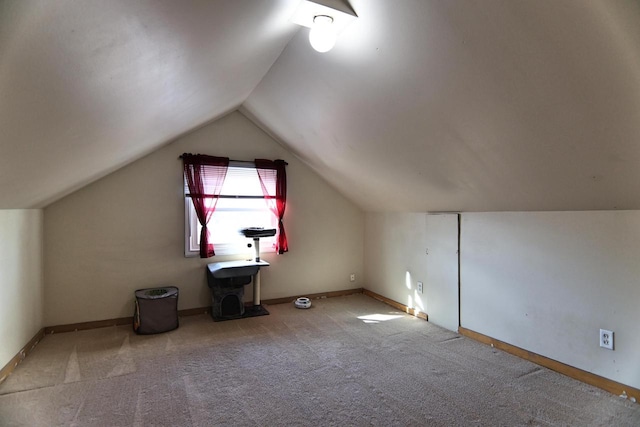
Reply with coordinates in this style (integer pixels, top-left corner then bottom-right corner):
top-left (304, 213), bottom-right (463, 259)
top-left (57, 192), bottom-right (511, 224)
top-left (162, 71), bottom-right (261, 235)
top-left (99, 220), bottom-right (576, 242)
top-left (178, 155), bottom-right (287, 165)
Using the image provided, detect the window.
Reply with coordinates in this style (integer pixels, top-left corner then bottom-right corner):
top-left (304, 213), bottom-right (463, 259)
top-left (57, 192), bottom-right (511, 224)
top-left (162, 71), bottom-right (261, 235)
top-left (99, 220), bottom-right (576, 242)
top-left (184, 162), bottom-right (277, 257)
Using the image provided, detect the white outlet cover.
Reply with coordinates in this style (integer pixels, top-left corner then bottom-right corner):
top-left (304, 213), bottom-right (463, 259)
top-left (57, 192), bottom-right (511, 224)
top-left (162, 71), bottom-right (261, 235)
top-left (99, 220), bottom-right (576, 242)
top-left (600, 329), bottom-right (614, 350)
top-left (417, 281), bottom-right (423, 294)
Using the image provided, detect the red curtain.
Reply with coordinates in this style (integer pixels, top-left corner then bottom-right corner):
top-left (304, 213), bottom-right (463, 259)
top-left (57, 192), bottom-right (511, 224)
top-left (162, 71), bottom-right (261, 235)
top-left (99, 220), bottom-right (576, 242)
top-left (182, 154), bottom-right (229, 258)
top-left (255, 159), bottom-right (289, 254)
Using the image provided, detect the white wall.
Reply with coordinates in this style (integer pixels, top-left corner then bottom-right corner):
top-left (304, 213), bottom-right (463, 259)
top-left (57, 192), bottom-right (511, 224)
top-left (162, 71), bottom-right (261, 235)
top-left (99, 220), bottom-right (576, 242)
top-left (364, 212), bottom-right (428, 313)
top-left (461, 211), bottom-right (640, 389)
top-left (425, 214), bottom-right (459, 331)
top-left (44, 112), bottom-right (364, 326)
top-left (364, 212), bottom-right (459, 331)
top-left (366, 210), bottom-right (640, 389)
top-left (0, 210), bottom-right (43, 370)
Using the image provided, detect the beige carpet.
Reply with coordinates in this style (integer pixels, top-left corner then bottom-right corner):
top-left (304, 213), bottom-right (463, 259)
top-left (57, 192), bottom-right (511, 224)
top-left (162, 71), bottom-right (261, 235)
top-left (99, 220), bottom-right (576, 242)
top-left (1, 294), bottom-right (638, 426)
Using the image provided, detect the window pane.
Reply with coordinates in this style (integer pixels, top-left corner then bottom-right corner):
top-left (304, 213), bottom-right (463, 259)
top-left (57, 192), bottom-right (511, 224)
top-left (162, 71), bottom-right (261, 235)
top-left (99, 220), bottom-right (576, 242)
top-left (189, 199), bottom-right (277, 255)
top-left (184, 165), bottom-right (275, 196)
top-left (208, 199), bottom-right (275, 240)
top-left (185, 164), bottom-right (278, 256)
top-left (220, 168), bottom-right (264, 196)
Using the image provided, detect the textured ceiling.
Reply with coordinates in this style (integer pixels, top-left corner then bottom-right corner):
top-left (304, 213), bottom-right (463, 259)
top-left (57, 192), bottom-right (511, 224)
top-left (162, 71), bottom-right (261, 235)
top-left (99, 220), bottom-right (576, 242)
top-left (3, 0), bottom-right (640, 212)
top-left (0, 0), bottom-right (298, 208)
top-left (244, 0), bottom-right (640, 212)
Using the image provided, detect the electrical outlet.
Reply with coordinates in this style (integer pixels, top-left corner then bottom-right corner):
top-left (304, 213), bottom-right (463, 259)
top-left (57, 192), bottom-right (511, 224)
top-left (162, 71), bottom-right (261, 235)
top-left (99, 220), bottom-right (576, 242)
top-left (600, 329), bottom-right (614, 350)
top-left (350, 273), bottom-right (356, 282)
top-left (417, 281), bottom-right (423, 294)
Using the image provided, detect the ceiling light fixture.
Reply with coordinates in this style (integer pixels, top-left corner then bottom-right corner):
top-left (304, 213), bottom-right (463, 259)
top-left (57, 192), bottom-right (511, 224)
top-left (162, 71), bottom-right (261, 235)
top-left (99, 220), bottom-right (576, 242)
top-left (309, 15), bottom-right (337, 53)
top-left (290, 0), bottom-right (357, 54)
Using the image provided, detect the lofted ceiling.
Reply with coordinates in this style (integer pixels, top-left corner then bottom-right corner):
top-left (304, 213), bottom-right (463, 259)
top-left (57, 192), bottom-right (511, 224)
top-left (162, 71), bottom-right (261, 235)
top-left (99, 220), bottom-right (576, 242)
top-left (0, 0), bottom-right (299, 208)
top-left (3, 0), bottom-right (640, 212)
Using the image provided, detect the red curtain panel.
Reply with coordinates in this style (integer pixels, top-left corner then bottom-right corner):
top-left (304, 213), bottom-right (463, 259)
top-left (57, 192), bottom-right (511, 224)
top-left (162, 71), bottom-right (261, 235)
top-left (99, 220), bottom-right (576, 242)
top-left (183, 154), bottom-right (229, 257)
top-left (255, 159), bottom-right (289, 254)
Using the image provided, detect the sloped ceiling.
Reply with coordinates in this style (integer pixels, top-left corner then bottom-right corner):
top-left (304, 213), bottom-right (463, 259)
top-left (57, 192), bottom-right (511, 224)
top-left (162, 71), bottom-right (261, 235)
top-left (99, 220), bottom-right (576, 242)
top-left (0, 0), bottom-right (299, 208)
top-left (3, 0), bottom-right (640, 212)
top-left (244, 0), bottom-right (640, 212)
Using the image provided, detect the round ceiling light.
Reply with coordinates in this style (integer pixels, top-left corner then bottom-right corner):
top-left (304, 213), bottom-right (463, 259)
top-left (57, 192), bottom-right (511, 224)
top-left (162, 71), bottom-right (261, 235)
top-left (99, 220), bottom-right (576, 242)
top-left (309, 15), bottom-right (337, 53)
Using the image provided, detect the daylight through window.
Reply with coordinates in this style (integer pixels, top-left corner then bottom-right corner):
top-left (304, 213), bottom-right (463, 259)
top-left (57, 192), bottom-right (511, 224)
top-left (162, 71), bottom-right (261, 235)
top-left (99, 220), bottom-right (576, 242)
top-left (185, 162), bottom-right (277, 257)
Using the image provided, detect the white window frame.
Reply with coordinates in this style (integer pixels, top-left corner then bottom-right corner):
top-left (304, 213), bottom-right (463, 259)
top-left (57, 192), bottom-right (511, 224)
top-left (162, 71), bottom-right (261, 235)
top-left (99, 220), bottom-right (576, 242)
top-left (184, 161), bottom-right (277, 257)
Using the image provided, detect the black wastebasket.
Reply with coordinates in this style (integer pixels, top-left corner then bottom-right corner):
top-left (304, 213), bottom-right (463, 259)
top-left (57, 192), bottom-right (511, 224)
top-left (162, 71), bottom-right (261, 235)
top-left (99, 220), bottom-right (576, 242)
top-left (133, 287), bottom-right (179, 334)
